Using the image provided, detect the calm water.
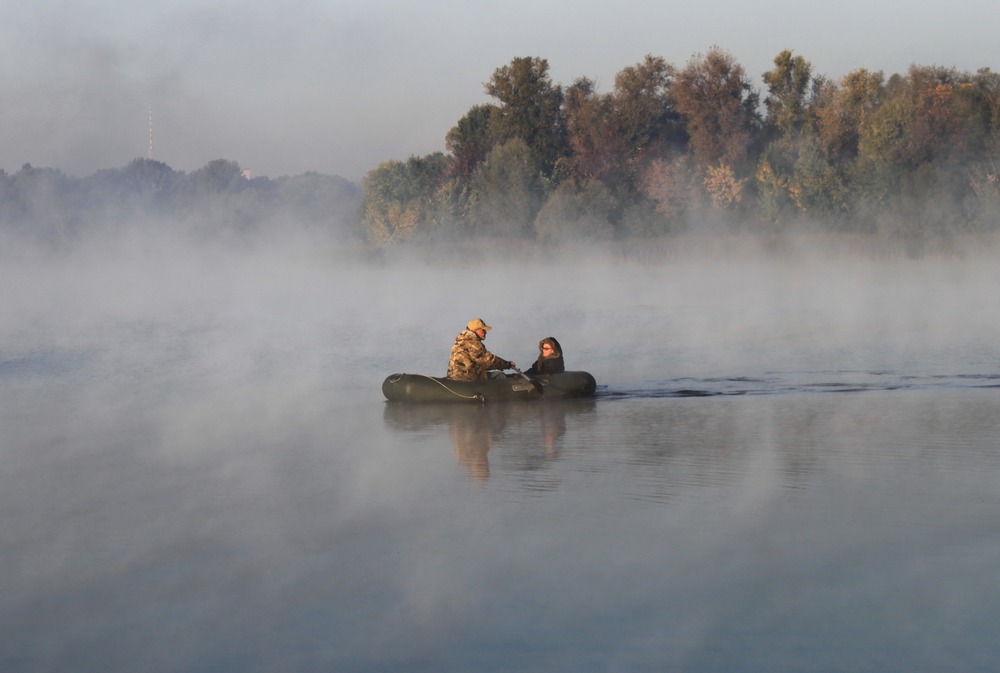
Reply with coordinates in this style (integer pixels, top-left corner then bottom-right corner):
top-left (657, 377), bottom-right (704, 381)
top-left (2, 243), bottom-right (999, 672)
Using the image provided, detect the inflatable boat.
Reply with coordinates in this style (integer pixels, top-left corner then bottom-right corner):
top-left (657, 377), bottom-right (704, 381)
top-left (382, 371), bottom-right (597, 403)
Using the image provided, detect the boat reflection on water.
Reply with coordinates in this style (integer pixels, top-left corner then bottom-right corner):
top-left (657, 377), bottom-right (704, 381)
top-left (447, 408), bottom-right (497, 481)
top-left (383, 400), bottom-right (595, 482)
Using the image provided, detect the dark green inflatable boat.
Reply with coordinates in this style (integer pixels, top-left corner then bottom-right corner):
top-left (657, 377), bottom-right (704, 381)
top-left (382, 371), bottom-right (597, 403)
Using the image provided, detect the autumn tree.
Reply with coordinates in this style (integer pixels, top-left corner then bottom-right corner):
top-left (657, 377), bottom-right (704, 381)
top-left (853, 68), bottom-right (977, 185)
top-left (353, 54), bottom-right (1000, 244)
top-left (813, 69), bottom-right (884, 161)
top-left (894, 66), bottom-right (969, 166)
top-left (561, 77), bottom-right (619, 183)
top-left (897, 65), bottom-right (1000, 169)
top-left (608, 54), bottom-right (682, 185)
top-left (672, 47), bottom-right (762, 172)
top-left (637, 155), bottom-right (698, 232)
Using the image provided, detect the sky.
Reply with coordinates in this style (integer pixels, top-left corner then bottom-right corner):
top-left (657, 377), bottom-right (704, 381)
top-left (2, 0), bottom-right (998, 182)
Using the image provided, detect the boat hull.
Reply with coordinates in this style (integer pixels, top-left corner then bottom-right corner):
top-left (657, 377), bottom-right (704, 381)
top-left (382, 371), bottom-right (597, 403)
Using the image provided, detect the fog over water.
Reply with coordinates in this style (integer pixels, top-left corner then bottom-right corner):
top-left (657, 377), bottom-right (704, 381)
top-left (2, 230), bottom-right (1000, 671)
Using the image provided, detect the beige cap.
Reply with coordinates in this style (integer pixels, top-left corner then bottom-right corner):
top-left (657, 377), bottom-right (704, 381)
top-left (467, 318), bottom-right (492, 332)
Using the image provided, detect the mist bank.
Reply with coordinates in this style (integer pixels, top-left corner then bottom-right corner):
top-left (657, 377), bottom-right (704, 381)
top-left (4, 202), bottom-right (1000, 273)
top-left (1, 160), bottom-right (998, 265)
top-left (4, 222), bottom-right (999, 369)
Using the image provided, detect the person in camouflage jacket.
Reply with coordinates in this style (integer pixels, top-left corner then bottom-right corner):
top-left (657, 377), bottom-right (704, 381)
top-left (446, 318), bottom-right (517, 381)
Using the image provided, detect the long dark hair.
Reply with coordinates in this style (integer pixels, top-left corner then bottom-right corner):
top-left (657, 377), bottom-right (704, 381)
top-left (539, 337), bottom-right (562, 357)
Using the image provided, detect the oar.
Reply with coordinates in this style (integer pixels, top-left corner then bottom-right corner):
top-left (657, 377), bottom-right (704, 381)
top-left (512, 366), bottom-right (543, 394)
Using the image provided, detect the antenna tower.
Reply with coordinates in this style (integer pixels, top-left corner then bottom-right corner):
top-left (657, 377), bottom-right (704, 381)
top-left (148, 106), bottom-right (154, 160)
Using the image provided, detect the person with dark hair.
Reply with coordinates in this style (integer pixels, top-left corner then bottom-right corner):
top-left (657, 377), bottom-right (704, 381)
top-left (447, 318), bottom-right (517, 382)
top-left (525, 337), bottom-right (565, 376)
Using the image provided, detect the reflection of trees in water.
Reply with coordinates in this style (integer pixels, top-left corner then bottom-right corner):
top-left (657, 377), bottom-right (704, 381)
top-left (382, 401), bottom-right (594, 482)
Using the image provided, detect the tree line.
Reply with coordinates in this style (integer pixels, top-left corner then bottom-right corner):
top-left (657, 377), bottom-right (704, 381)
top-left (4, 48), bottom-right (997, 252)
top-left (362, 49), bottom-right (1000, 246)
top-left (0, 158), bottom-right (361, 246)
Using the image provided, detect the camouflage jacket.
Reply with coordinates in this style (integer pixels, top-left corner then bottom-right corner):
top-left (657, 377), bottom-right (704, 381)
top-left (446, 329), bottom-right (512, 381)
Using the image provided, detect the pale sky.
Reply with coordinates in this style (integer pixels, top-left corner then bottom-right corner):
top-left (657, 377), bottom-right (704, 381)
top-left (2, 0), bottom-right (997, 181)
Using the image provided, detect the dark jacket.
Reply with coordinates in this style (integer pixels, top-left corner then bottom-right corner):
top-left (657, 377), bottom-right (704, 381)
top-left (525, 337), bottom-right (565, 376)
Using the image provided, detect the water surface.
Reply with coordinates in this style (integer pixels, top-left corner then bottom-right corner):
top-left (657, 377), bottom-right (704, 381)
top-left (2, 245), bottom-right (998, 671)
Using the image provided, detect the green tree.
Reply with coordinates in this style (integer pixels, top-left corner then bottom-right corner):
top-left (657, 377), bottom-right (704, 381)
top-left (855, 92), bottom-right (911, 204)
top-left (964, 68), bottom-right (1000, 230)
top-left (361, 154), bottom-right (450, 243)
top-left (469, 139), bottom-right (545, 237)
top-left (85, 158), bottom-right (182, 216)
top-left (762, 50), bottom-right (814, 139)
top-left (755, 51), bottom-right (818, 225)
top-left (484, 57), bottom-right (567, 175)
top-left (273, 172), bottom-right (361, 235)
top-left (2, 164), bottom-right (81, 242)
top-left (178, 160), bottom-right (273, 233)
top-left (424, 176), bottom-right (472, 238)
top-left (188, 159), bottom-right (246, 195)
top-left (446, 104), bottom-right (498, 180)
top-left (974, 68), bottom-right (1000, 154)
top-left (534, 179), bottom-right (616, 242)
top-left (963, 68), bottom-right (1000, 155)
top-left (791, 135), bottom-right (850, 218)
